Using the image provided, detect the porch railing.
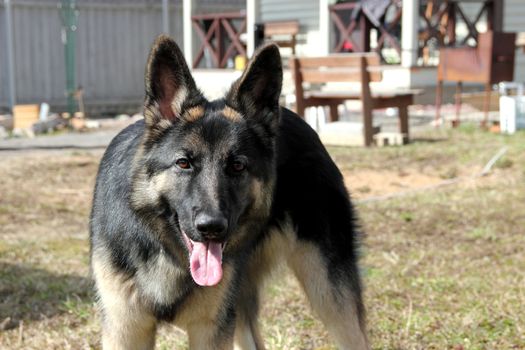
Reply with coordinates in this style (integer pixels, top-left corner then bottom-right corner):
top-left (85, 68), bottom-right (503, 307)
top-left (191, 11), bottom-right (247, 69)
top-left (330, 0), bottom-right (501, 65)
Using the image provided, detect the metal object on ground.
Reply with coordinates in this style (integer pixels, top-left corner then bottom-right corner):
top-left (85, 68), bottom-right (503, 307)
top-left (499, 82), bottom-right (525, 134)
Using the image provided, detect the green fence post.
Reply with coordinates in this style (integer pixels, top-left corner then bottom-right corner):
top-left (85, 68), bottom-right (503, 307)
top-left (59, 0), bottom-right (79, 117)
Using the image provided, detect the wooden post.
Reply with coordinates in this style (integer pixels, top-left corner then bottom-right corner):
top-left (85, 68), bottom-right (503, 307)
top-left (399, 105), bottom-right (409, 144)
top-left (329, 102), bottom-right (339, 122)
top-left (290, 58), bottom-right (306, 117)
top-left (216, 19), bottom-right (223, 67)
top-left (435, 80), bottom-right (443, 126)
top-left (482, 83), bottom-right (491, 128)
top-left (455, 81), bottom-right (462, 127)
top-left (359, 15), bottom-right (371, 52)
top-left (4, 0), bottom-right (16, 109)
top-left (359, 56), bottom-right (374, 146)
top-left (447, 3), bottom-right (457, 45)
top-left (491, 0), bottom-right (504, 32)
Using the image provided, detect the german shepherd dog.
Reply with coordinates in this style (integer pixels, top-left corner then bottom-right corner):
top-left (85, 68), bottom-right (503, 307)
top-left (90, 35), bottom-right (369, 349)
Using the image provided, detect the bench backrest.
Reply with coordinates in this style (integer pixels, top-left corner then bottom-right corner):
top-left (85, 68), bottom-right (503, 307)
top-left (290, 53), bottom-right (381, 113)
top-left (264, 20), bottom-right (299, 36)
top-left (290, 53), bottom-right (381, 84)
top-left (264, 21), bottom-right (300, 54)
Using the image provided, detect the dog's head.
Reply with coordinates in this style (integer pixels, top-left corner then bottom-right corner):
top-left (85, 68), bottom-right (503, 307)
top-left (132, 35), bottom-right (282, 287)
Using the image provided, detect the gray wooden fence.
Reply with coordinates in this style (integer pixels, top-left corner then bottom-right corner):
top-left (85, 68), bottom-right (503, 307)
top-left (0, 0), bottom-right (244, 115)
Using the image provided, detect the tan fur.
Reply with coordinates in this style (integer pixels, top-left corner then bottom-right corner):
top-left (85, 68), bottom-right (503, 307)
top-left (156, 117), bottom-right (174, 131)
top-left (234, 221), bottom-right (369, 350)
top-left (143, 102), bottom-right (176, 143)
top-left (183, 131), bottom-right (207, 152)
top-left (169, 85), bottom-right (188, 118)
top-left (135, 248), bottom-right (187, 305)
top-left (175, 264), bottom-right (234, 327)
top-left (94, 248), bottom-right (237, 350)
top-left (129, 169), bottom-right (188, 263)
top-left (248, 222), bottom-right (295, 277)
top-left (184, 105), bottom-right (205, 122)
top-left (143, 86), bottom-right (190, 135)
top-left (222, 106), bottom-right (242, 122)
top-left (92, 250), bottom-right (157, 350)
top-left (250, 179), bottom-right (273, 219)
top-left (233, 323), bottom-right (260, 350)
top-left (175, 265), bottom-right (236, 349)
top-left (233, 223), bottom-right (295, 350)
top-left (130, 170), bottom-right (171, 210)
top-left (287, 241), bottom-right (370, 350)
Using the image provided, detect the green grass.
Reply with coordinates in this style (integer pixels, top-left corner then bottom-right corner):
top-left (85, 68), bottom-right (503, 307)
top-left (0, 126), bottom-right (524, 349)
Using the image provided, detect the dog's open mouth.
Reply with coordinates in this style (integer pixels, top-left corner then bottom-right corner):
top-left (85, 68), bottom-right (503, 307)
top-left (181, 231), bottom-right (224, 287)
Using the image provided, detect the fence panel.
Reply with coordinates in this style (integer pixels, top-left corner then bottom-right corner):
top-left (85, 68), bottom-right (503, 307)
top-left (0, 0), bottom-right (244, 114)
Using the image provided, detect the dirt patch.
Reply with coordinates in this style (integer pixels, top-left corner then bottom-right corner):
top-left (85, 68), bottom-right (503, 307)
top-left (0, 151), bottom-right (101, 241)
top-left (343, 169), bottom-right (445, 199)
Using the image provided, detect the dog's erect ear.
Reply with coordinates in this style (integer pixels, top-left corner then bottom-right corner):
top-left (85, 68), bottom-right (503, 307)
top-left (227, 44), bottom-right (282, 123)
top-left (144, 35), bottom-right (204, 126)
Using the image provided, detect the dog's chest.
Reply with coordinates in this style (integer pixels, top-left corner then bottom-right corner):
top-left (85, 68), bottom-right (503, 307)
top-left (136, 250), bottom-right (234, 325)
top-left (135, 250), bottom-right (188, 306)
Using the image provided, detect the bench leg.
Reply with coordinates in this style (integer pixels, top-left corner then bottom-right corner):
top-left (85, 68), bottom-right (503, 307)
top-left (482, 83), bottom-right (491, 128)
top-left (399, 105), bottom-right (409, 145)
top-left (454, 81), bottom-right (462, 127)
top-left (328, 102), bottom-right (340, 122)
top-left (435, 80), bottom-right (443, 126)
top-left (295, 103), bottom-right (306, 119)
top-left (363, 106), bottom-right (373, 147)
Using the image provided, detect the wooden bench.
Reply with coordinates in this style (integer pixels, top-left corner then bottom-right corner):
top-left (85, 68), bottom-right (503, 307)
top-left (290, 53), bottom-right (420, 146)
top-left (263, 21), bottom-right (299, 55)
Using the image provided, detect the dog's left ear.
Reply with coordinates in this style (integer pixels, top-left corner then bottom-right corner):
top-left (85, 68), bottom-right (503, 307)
top-left (227, 44), bottom-right (282, 126)
top-left (144, 35), bottom-right (204, 127)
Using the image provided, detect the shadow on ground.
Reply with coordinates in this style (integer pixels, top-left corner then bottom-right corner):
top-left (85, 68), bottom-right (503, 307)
top-left (0, 262), bottom-right (93, 330)
top-left (410, 136), bottom-right (448, 144)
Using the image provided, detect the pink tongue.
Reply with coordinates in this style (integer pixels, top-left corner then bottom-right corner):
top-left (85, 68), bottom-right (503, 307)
top-left (189, 241), bottom-right (223, 286)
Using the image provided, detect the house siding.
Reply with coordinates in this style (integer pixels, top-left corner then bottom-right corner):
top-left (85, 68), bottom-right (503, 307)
top-left (504, 0), bottom-right (525, 83)
top-left (260, 0), bottom-right (319, 31)
top-left (259, 0), bottom-right (320, 56)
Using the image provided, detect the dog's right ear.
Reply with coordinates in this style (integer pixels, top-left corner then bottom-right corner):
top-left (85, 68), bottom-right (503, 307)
top-left (144, 35), bottom-right (204, 127)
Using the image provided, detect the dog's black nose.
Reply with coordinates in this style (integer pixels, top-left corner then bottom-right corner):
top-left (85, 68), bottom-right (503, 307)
top-left (195, 213), bottom-right (228, 238)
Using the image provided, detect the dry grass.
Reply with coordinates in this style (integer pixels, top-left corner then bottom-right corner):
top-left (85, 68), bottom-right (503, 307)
top-left (0, 125), bottom-right (524, 349)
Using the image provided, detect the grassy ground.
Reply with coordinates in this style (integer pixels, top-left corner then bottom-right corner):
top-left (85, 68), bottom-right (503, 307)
top-left (0, 125), bottom-right (524, 349)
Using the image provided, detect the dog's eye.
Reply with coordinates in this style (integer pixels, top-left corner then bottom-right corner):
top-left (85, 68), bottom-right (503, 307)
top-left (231, 161), bottom-right (246, 173)
top-left (176, 158), bottom-right (191, 169)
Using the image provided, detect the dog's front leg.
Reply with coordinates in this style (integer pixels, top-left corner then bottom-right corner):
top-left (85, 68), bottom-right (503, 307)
top-left (101, 309), bottom-right (156, 350)
top-left (187, 320), bottom-right (235, 350)
top-left (288, 241), bottom-right (370, 350)
top-left (92, 255), bottom-right (157, 350)
top-left (233, 283), bottom-right (266, 350)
